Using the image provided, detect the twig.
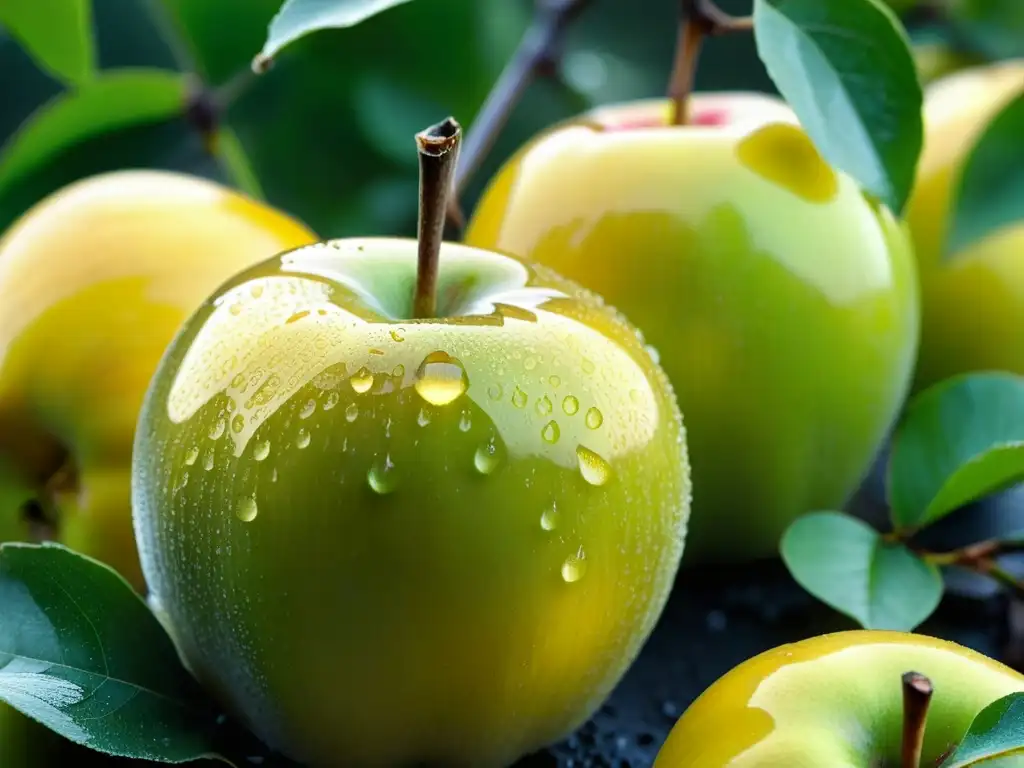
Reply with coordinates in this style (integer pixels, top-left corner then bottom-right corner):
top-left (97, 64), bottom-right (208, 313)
top-left (448, 0), bottom-right (594, 229)
top-left (415, 118), bottom-right (462, 319)
top-left (901, 672), bottom-right (933, 768)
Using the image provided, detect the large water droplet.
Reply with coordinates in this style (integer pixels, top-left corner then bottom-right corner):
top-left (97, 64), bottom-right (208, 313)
top-left (585, 407), bottom-right (604, 430)
top-left (345, 403), bottom-right (359, 422)
top-left (512, 386), bottom-right (528, 408)
top-left (350, 367), bottom-right (374, 394)
top-left (561, 546), bottom-right (587, 583)
top-left (368, 454), bottom-right (398, 494)
top-left (296, 428), bottom-right (311, 449)
top-left (541, 503), bottom-right (560, 532)
top-left (541, 421), bottom-right (560, 444)
top-left (323, 392), bottom-right (340, 411)
top-left (474, 435), bottom-right (506, 475)
top-left (253, 440), bottom-right (271, 461)
top-left (536, 395), bottom-right (553, 416)
top-left (299, 399), bottom-right (316, 419)
top-left (562, 396), bottom-right (579, 416)
top-left (209, 418), bottom-right (226, 440)
top-left (414, 351), bottom-right (468, 406)
top-left (235, 496), bottom-right (258, 522)
top-left (184, 446), bottom-right (199, 466)
top-left (576, 445), bottom-right (611, 486)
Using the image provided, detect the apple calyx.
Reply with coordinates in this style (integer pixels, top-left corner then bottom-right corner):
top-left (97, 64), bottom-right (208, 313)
top-left (902, 670), bottom-right (934, 768)
top-left (414, 117), bottom-right (462, 319)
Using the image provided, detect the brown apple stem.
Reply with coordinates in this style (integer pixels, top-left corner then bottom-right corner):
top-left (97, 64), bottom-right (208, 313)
top-left (668, 0), bottom-right (754, 126)
top-left (901, 671), bottom-right (933, 768)
top-left (414, 117), bottom-right (462, 319)
top-left (448, 0), bottom-right (593, 230)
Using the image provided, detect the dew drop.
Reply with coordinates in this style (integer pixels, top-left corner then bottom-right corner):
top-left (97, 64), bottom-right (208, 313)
top-left (230, 373), bottom-right (246, 389)
top-left (225, 399), bottom-right (236, 414)
top-left (271, 468), bottom-right (278, 483)
top-left (524, 356), bottom-right (537, 371)
top-left (549, 375), bottom-right (561, 388)
top-left (296, 428), bottom-right (311, 449)
top-left (345, 403), bottom-right (360, 423)
top-left (562, 396), bottom-right (579, 416)
top-left (541, 421), bottom-right (561, 444)
top-left (646, 345), bottom-right (661, 365)
top-left (582, 358), bottom-right (596, 375)
top-left (629, 389), bottom-right (641, 403)
top-left (474, 435), bottom-right (506, 475)
top-left (235, 497), bottom-right (258, 523)
top-left (541, 503), bottom-right (560, 532)
top-left (209, 418), bottom-right (226, 440)
top-left (368, 454), bottom-right (398, 494)
top-left (392, 364), bottom-right (405, 378)
top-left (512, 386), bottom-right (528, 408)
top-left (250, 284), bottom-right (264, 299)
top-left (175, 472), bottom-right (189, 493)
top-left (585, 407), bottom-right (604, 430)
top-left (459, 410), bottom-right (472, 432)
top-left (414, 351), bottom-right (468, 406)
top-left (487, 383), bottom-right (503, 401)
top-left (576, 445), bottom-right (611, 486)
top-left (390, 329), bottom-right (405, 342)
top-left (286, 309), bottom-right (310, 324)
top-left (184, 446), bottom-right (199, 466)
top-left (231, 414), bottom-right (245, 434)
top-left (323, 392), bottom-right (340, 411)
top-left (350, 367), bottom-right (374, 394)
top-left (229, 303), bottom-right (243, 316)
top-left (417, 408), bottom-right (431, 427)
top-left (203, 451), bottom-right (215, 471)
top-left (253, 440), bottom-right (271, 461)
top-left (299, 399), bottom-right (317, 419)
top-left (561, 546), bottom-right (587, 583)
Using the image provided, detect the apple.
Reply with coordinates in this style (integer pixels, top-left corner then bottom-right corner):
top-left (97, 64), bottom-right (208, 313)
top-left (130, 224), bottom-right (691, 766)
top-left (904, 60), bottom-right (1024, 391)
top-left (0, 169), bottom-right (316, 587)
top-left (654, 629), bottom-right (1024, 766)
top-left (465, 93), bottom-right (920, 564)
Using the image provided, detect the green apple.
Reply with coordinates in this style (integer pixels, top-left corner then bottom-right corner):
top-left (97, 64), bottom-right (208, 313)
top-left (131, 236), bottom-right (691, 767)
top-left (904, 60), bottom-right (1024, 391)
top-left (654, 630), bottom-right (1024, 766)
top-left (465, 93), bottom-right (920, 564)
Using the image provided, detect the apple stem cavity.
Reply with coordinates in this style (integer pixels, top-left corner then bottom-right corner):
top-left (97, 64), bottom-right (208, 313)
top-left (668, 0), bottom-right (753, 126)
top-left (901, 671), bottom-right (933, 768)
top-left (449, 0), bottom-right (593, 230)
top-left (414, 117), bottom-right (463, 320)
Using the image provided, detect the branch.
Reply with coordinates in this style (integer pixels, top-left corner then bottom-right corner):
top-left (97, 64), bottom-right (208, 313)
top-left (448, 0), bottom-right (594, 229)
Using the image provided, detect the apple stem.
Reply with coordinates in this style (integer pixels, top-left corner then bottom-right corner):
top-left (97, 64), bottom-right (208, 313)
top-left (668, 0), bottom-right (754, 126)
top-left (448, 0), bottom-right (593, 230)
top-left (414, 117), bottom-right (462, 320)
top-left (901, 671), bottom-right (933, 768)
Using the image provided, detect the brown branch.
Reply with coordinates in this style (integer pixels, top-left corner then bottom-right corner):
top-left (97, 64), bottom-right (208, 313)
top-left (901, 672), bottom-right (933, 768)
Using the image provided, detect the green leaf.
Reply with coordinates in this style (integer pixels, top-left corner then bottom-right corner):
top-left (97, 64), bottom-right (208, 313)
top-left (940, 692), bottom-right (1024, 767)
top-left (0, 69), bottom-right (186, 197)
top-left (0, 0), bottom-right (95, 86)
top-left (948, 0), bottom-right (1024, 60)
top-left (753, 0), bottom-right (924, 214)
top-left (946, 92), bottom-right (1024, 256)
top-left (256, 0), bottom-right (416, 67)
top-left (888, 372), bottom-right (1024, 531)
top-left (780, 511), bottom-right (943, 630)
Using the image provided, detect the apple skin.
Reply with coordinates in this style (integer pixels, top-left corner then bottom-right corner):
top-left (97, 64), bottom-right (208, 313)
top-left (654, 630), bottom-right (1024, 767)
top-left (131, 238), bottom-right (691, 767)
top-left (0, 169), bottom-right (316, 588)
top-left (905, 60), bottom-right (1024, 391)
top-left (465, 94), bottom-right (920, 564)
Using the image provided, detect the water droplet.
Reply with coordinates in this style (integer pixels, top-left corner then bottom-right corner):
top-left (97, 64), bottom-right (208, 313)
top-left (541, 421), bottom-right (561, 444)
top-left (487, 383), bottom-right (503, 401)
top-left (350, 367), bottom-right (374, 394)
top-left (229, 303), bottom-right (243, 316)
top-left (474, 435), bottom-right (506, 475)
top-left (585, 407), bottom-right (604, 430)
top-left (459, 411), bottom-right (472, 432)
top-left (345, 403), bottom-right (359, 422)
top-left (208, 418), bottom-right (226, 440)
top-left (368, 454), bottom-right (398, 494)
top-left (576, 445), bottom-right (611, 486)
top-left (541, 503), bottom-right (560, 532)
top-left (512, 386), bottom-right (528, 408)
top-left (253, 440), bottom-right (271, 461)
top-left (417, 408), bottom-right (431, 427)
top-left (175, 472), bottom-right (189, 493)
top-left (549, 375), bottom-right (561, 388)
top-left (524, 356), bottom-right (537, 371)
top-left (629, 389), bottom-right (641, 403)
top-left (235, 497), bottom-right (258, 522)
top-left (203, 451), bottom-right (215, 471)
top-left (323, 392), bottom-right (340, 411)
top-left (286, 309), bottom-right (310, 324)
top-left (390, 329), bottom-right (405, 342)
top-left (582, 358), bottom-right (596, 375)
top-left (536, 395), bottom-right (553, 416)
top-left (271, 468), bottom-right (278, 483)
top-left (299, 399), bottom-right (316, 419)
top-left (231, 414), bottom-right (245, 434)
top-left (645, 345), bottom-right (661, 365)
top-left (562, 396), bottom-right (579, 416)
top-left (296, 429), bottom-right (311, 449)
top-left (392, 364), bottom-right (405, 378)
top-left (184, 446), bottom-right (199, 466)
top-left (414, 351), bottom-right (468, 406)
top-left (561, 546), bottom-right (587, 583)
top-left (225, 399), bottom-right (236, 414)
top-left (230, 373), bottom-right (245, 389)
top-left (369, 348), bottom-right (384, 356)
top-left (250, 284), bottom-right (264, 299)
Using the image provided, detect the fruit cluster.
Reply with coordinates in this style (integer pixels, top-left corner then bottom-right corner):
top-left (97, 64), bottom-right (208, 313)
top-left (1, 0), bottom-right (1023, 766)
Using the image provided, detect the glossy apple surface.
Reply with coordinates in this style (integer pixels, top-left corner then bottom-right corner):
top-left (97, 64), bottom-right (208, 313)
top-left (654, 630), bottom-right (1024, 766)
top-left (466, 94), bottom-right (919, 563)
top-left (132, 238), bottom-right (691, 767)
top-left (0, 169), bottom-right (316, 588)
top-left (905, 60), bottom-right (1024, 390)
